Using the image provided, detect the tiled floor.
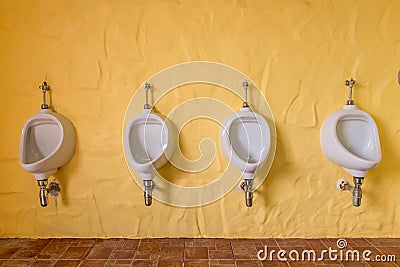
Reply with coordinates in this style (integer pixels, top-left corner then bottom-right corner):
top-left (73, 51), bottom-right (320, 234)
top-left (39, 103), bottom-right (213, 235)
top-left (0, 238), bottom-right (399, 267)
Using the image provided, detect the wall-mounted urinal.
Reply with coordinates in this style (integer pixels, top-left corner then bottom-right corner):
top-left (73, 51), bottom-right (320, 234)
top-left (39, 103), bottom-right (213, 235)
top-left (123, 83), bottom-right (174, 206)
top-left (320, 79), bottom-right (382, 207)
top-left (220, 81), bottom-right (271, 207)
top-left (19, 82), bottom-right (75, 207)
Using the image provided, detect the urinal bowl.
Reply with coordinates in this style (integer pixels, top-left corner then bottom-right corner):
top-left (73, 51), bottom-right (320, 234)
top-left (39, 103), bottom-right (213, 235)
top-left (124, 109), bottom-right (173, 180)
top-left (320, 105), bottom-right (381, 177)
top-left (220, 107), bottom-right (271, 179)
top-left (19, 109), bottom-right (76, 181)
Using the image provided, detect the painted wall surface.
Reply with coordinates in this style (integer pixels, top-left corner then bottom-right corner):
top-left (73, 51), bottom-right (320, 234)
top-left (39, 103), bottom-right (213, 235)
top-left (0, 0), bottom-right (400, 238)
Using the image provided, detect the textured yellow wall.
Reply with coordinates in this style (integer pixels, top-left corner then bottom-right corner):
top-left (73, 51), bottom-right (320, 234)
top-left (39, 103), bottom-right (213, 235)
top-left (1, 0), bottom-right (400, 238)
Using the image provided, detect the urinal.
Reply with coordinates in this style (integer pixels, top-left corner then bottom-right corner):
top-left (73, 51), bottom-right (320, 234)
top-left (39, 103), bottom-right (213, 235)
top-left (220, 81), bottom-right (271, 207)
top-left (19, 82), bottom-right (75, 207)
top-left (124, 83), bottom-right (174, 206)
top-left (320, 79), bottom-right (381, 206)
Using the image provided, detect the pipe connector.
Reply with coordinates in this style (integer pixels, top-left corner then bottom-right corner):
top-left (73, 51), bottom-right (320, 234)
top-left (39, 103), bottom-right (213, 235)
top-left (143, 180), bottom-right (155, 206)
top-left (48, 181), bottom-right (61, 197)
top-left (240, 179), bottom-right (254, 207)
top-left (37, 180), bottom-right (61, 207)
top-left (336, 177), bottom-right (364, 207)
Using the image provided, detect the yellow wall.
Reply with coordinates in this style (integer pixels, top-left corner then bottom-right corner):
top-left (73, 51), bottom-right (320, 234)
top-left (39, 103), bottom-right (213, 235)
top-left (1, 0), bottom-right (400, 238)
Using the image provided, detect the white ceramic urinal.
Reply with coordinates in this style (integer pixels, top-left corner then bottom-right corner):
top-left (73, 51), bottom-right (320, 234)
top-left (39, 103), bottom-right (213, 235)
top-left (124, 83), bottom-right (174, 206)
top-left (220, 81), bottom-right (271, 207)
top-left (220, 107), bottom-right (271, 179)
top-left (125, 109), bottom-right (172, 180)
top-left (320, 104), bottom-right (381, 177)
top-left (19, 109), bottom-right (75, 180)
top-left (19, 82), bottom-right (75, 207)
top-left (320, 79), bottom-right (381, 206)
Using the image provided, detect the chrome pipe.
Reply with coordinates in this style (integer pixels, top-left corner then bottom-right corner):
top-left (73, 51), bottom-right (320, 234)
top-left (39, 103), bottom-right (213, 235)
top-left (241, 179), bottom-right (254, 207)
top-left (143, 180), bottom-right (154, 206)
top-left (37, 180), bottom-right (48, 207)
top-left (352, 177), bottom-right (363, 207)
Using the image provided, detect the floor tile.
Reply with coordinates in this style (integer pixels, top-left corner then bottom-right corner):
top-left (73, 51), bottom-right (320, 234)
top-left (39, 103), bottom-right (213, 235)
top-left (261, 261), bottom-right (290, 267)
top-left (53, 260), bottom-right (81, 267)
top-left (94, 239), bottom-right (124, 249)
top-left (11, 249), bottom-right (40, 259)
top-left (232, 243), bottom-right (257, 259)
top-left (86, 247), bottom-right (113, 259)
top-left (134, 251), bottom-right (160, 260)
top-left (184, 260), bottom-right (209, 267)
top-left (287, 261), bottom-right (318, 266)
top-left (367, 239), bottom-right (400, 247)
top-left (305, 239), bottom-right (327, 250)
top-left (3, 260), bottom-right (35, 266)
top-left (13, 239), bottom-right (36, 249)
top-left (211, 259), bottom-right (235, 265)
top-left (0, 246), bottom-right (19, 259)
top-left (193, 239), bottom-right (215, 247)
top-left (79, 259), bottom-right (108, 267)
top-left (39, 242), bottom-right (71, 258)
top-left (347, 238), bottom-right (371, 247)
top-left (32, 260), bottom-right (57, 267)
top-left (0, 238), bottom-right (398, 267)
top-left (276, 239), bottom-right (309, 248)
top-left (157, 259), bottom-right (183, 267)
top-left (209, 249), bottom-right (233, 259)
top-left (110, 250), bottom-right (136, 259)
top-left (122, 239), bottom-right (140, 250)
top-left (134, 242), bottom-right (161, 260)
top-left (160, 246), bottom-right (184, 260)
top-left (131, 259), bottom-right (157, 266)
top-left (367, 262), bottom-right (398, 267)
top-left (31, 239), bottom-right (52, 250)
top-left (374, 246), bottom-right (400, 256)
top-left (235, 259), bottom-right (264, 266)
top-left (339, 262), bottom-right (370, 266)
top-left (314, 264), bottom-right (342, 267)
top-left (77, 239), bottom-right (97, 248)
top-left (185, 247), bottom-right (209, 259)
top-left (168, 239), bottom-right (185, 248)
top-left (107, 259), bottom-right (133, 266)
top-left (259, 239), bottom-right (279, 247)
top-left (138, 242), bottom-right (162, 252)
top-left (213, 239), bottom-right (231, 250)
top-left (61, 246), bottom-right (90, 259)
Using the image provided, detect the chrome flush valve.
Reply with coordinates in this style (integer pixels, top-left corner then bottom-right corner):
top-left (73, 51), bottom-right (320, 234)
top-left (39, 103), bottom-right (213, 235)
top-left (39, 81), bottom-right (51, 109)
top-left (144, 82), bottom-right (151, 109)
top-left (242, 81), bottom-right (249, 107)
top-left (344, 78), bottom-right (356, 105)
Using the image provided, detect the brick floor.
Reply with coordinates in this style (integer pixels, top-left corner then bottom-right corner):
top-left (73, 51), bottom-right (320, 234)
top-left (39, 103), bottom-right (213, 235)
top-left (0, 238), bottom-right (398, 266)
